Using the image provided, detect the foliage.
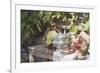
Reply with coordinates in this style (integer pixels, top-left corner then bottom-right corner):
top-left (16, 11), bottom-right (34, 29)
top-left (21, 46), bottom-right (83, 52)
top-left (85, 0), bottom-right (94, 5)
top-left (21, 10), bottom-right (89, 48)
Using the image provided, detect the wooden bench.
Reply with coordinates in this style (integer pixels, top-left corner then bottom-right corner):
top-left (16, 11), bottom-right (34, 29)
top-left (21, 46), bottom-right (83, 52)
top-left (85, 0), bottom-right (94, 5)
top-left (28, 45), bottom-right (53, 62)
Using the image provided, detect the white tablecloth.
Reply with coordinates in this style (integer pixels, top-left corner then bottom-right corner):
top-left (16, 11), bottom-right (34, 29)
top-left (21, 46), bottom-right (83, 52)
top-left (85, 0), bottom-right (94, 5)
top-left (53, 50), bottom-right (77, 61)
